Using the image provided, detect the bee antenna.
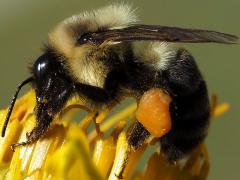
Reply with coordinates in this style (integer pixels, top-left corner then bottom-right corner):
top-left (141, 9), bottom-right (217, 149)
top-left (1, 77), bottom-right (33, 137)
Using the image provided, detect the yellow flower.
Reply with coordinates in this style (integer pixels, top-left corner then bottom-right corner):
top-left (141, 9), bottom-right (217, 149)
top-left (0, 91), bottom-right (228, 180)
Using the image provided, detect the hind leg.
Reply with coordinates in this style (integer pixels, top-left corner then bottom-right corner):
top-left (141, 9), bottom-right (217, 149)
top-left (128, 88), bottom-right (172, 149)
top-left (128, 121), bottom-right (150, 148)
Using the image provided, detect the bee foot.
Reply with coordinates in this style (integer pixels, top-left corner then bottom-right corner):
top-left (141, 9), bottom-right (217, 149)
top-left (10, 141), bottom-right (29, 151)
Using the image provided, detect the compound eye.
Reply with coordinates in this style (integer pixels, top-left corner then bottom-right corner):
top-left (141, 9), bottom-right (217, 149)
top-left (33, 54), bottom-right (53, 84)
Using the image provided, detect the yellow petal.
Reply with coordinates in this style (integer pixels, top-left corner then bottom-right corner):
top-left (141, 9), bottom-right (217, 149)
top-left (142, 151), bottom-right (174, 180)
top-left (8, 115), bottom-right (36, 175)
top-left (108, 132), bottom-right (146, 180)
top-left (46, 124), bottom-right (103, 180)
top-left (93, 136), bottom-right (116, 178)
top-left (0, 114), bottom-right (22, 163)
top-left (0, 163), bottom-right (9, 178)
top-left (0, 90), bottom-right (213, 180)
top-left (212, 103), bottom-right (230, 118)
top-left (89, 103), bottom-right (137, 142)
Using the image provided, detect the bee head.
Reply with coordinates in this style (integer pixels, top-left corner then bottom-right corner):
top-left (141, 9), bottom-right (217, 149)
top-left (1, 50), bottom-right (73, 138)
top-left (31, 50), bottom-right (74, 116)
top-left (32, 52), bottom-right (58, 88)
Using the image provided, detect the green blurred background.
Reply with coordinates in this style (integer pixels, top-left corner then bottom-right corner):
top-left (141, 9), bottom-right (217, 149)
top-left (0, 0), bottom-right (239, 179)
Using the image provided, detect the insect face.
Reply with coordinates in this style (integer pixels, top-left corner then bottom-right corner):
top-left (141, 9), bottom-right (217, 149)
top-left (30, 53), bottom-right (76, 146)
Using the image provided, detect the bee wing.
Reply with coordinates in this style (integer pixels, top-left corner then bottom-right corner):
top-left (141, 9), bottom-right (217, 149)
top-left (92, 24), bottom-right (238, 44)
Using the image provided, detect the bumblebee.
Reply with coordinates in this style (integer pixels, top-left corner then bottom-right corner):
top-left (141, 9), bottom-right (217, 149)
top-left (2, 4), bottom-right (238, 161)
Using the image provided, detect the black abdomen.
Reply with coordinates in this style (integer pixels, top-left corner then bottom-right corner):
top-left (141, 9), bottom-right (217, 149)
top-left (160, 49), bottom-right (210, 161)
top-left (160, 81), bottom-right (210, 161)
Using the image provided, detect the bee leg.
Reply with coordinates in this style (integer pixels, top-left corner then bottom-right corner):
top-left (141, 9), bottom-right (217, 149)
top-left (10, 126), bottom-right (50, 151)
top-left (10, 141), bottom-right (28, 151)
top-left (93, 104), bottom-right (116, 135)
top-left (10, 112), bottom-right (53, 151)
top-left (128, 121), bottom-right (150, 149)
top-left (110, 124), bottom-right (149, 179)
top-left (93, 112), bottom-right (102, 135)
top-left (10, 127), bottom-right (49, 151)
